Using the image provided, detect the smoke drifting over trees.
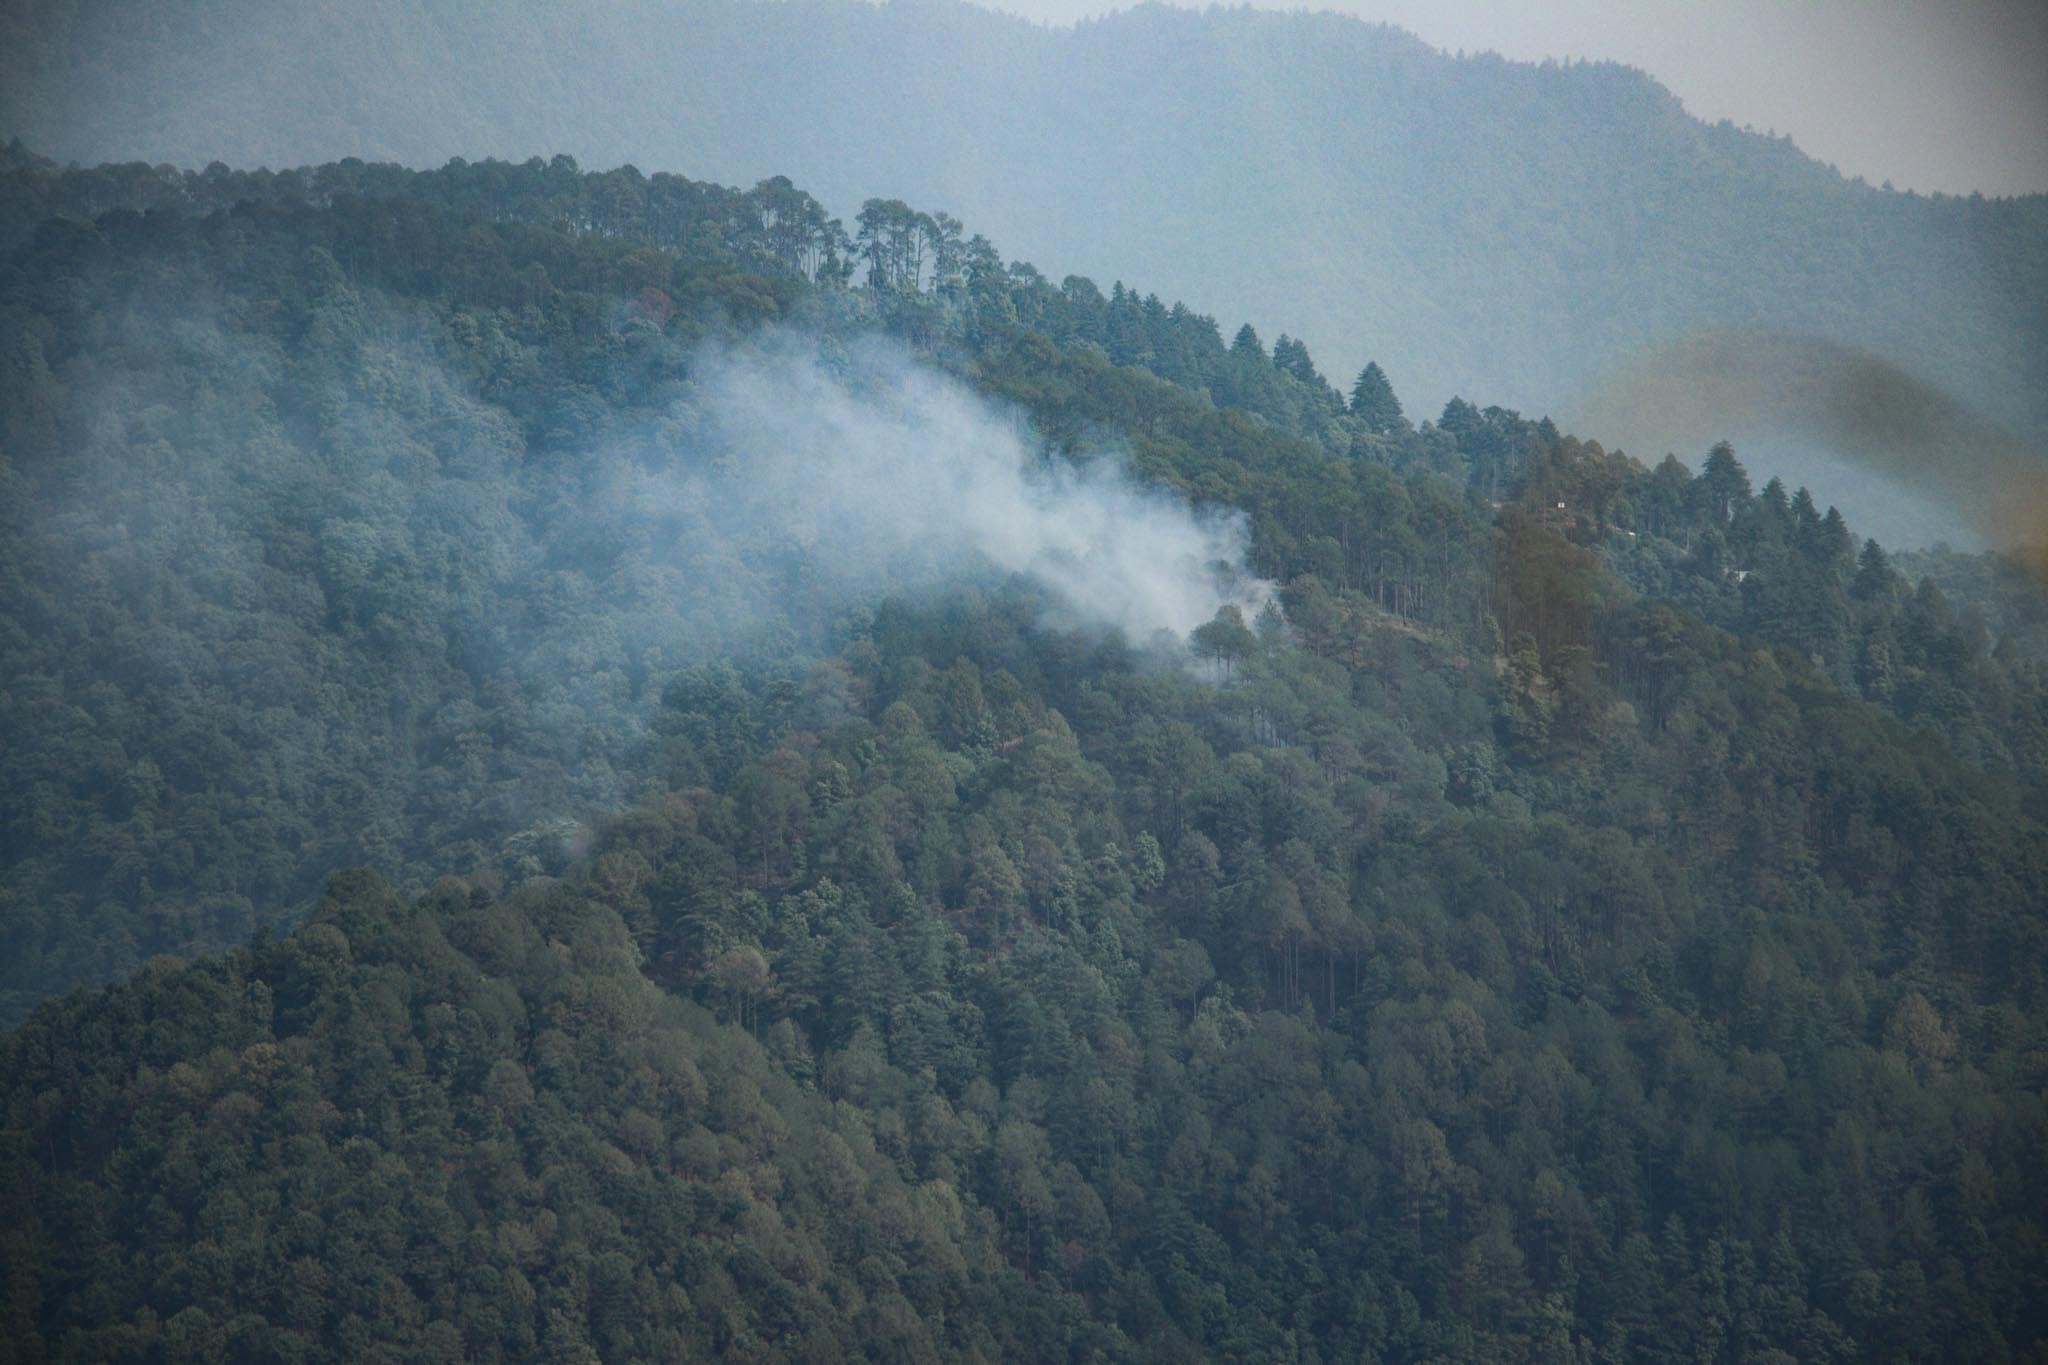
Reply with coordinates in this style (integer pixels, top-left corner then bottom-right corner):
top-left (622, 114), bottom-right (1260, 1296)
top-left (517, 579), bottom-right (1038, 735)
top-left (0, 163), bottom-right (1275, 1018)
top-left (681, 337), bottom-right (1270, 640)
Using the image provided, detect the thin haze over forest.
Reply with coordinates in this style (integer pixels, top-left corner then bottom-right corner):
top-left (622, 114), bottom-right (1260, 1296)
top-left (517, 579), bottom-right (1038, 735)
top-left (5, 0), bottom-right (2043, 549)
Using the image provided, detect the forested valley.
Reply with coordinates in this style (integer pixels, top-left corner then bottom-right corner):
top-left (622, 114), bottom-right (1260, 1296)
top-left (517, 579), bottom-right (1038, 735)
top-left (2, 145), bottom-right (2045, 1361)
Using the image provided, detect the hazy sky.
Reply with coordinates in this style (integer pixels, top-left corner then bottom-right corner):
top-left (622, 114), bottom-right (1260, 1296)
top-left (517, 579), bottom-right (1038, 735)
top-left (993, 0), bottom-right (2048, 197)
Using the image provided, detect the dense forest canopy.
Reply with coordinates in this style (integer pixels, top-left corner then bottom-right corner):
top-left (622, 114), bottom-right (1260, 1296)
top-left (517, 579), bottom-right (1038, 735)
top-left (3, 145), bottom-right (2047, 1360)
top-left (4, 0), bottom-right (2045, 503)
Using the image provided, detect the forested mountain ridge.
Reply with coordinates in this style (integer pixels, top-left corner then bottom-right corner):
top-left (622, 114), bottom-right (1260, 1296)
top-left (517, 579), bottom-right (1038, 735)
top-left (4, 0), bottom-right (2045, 454)
top-left (4, 148), bottom-right (2048, 1359)
top-left (6, 142), bottom-right (2048, 1012)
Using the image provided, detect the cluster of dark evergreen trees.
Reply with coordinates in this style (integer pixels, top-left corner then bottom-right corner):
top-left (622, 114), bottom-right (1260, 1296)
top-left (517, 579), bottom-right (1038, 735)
top-left (3, 148), bottom-right (2046, 1361)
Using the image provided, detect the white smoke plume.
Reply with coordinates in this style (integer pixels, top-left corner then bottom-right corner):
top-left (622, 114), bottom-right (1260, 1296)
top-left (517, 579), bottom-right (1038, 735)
top-left (663, 336), bottom-right (1272, 640)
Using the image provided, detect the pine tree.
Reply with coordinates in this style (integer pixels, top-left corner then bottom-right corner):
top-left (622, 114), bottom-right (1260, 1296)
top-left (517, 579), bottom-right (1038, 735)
top-left (1438, 395), bottom-right (1480, 438)
top-left (1852, 539), bottom-right (1896, 602)
top-left (1812, 505), bottom-right (1854, 570)
top-left (1349, 361), bottom-right (1406, 434)
top-left (1272, 334), bottom-right (1325, 388)
top-left (1696, 442), bottom-right (1752, 525)
top-left (1790, 485), bottom-right (1821, 541)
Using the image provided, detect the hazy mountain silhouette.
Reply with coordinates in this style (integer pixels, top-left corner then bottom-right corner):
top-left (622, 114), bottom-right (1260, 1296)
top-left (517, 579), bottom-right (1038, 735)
top-left (7, 0), bottom-right (2044, 457)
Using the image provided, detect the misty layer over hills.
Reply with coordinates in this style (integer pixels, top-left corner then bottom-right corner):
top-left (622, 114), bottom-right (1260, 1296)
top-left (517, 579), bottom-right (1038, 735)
top-left (6, 0), bottom-right (2045, 525)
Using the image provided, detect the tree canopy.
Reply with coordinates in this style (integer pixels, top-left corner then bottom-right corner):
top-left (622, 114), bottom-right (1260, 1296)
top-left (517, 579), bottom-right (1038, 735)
top-left (3, 146), bottom-right (2046, 1360)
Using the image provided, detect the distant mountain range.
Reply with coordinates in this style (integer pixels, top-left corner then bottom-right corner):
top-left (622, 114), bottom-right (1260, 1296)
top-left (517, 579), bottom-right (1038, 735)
top-left (6, 0), bottom-right (2045, 502)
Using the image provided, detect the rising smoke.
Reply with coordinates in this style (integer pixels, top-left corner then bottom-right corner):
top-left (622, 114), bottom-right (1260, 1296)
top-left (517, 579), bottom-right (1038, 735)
top-left (634, 335), bottom-right (1271, 644)
top-left (0, 292), bottom-right (1276, 1012)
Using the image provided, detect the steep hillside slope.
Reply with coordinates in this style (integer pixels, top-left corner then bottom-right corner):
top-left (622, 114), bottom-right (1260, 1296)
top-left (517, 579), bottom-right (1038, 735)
top-left (4, 147), bottom-right (2048, 1359)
